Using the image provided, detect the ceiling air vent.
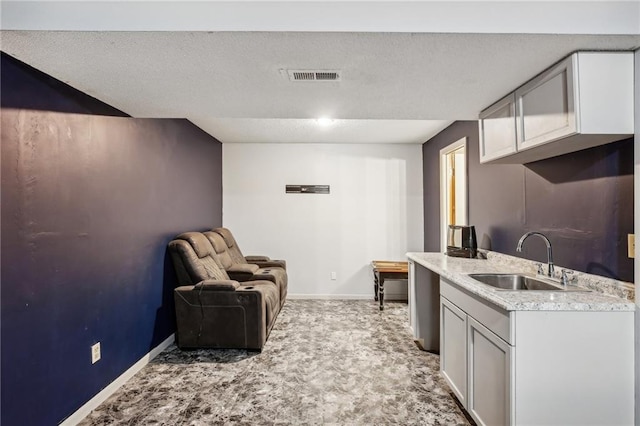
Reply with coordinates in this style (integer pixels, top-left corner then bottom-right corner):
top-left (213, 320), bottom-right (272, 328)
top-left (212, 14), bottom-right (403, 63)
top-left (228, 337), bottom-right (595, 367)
top-left (286, 69), bottom-right (342, 82)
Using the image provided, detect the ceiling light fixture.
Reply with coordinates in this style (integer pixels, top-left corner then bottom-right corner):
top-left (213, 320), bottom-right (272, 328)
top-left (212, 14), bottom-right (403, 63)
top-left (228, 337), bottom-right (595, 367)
top-left (316, 118), bottom-right (335, 127)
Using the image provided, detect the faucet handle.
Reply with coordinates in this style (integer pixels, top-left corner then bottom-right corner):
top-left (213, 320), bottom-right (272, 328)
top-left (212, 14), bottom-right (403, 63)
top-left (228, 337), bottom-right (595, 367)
top-left (535, 263), bottom-right (544, 275)
top-left (561, 269), bottom-right (575, 286)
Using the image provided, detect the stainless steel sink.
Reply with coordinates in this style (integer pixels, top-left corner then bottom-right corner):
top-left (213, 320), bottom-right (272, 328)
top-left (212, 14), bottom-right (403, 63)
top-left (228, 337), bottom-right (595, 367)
top-left (468, 274), bottom-right (589, 292)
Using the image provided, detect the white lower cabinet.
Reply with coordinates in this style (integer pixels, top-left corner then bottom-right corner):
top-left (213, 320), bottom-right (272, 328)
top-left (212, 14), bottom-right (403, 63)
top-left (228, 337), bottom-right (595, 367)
top-left (440, 293), bottom-right (512, 426)
top-left (439, 277), bottom-right (634, 425)
top-left (440, 298), bottom-right (467, 405)
top-left (467, 316), bottom-right (512, 426)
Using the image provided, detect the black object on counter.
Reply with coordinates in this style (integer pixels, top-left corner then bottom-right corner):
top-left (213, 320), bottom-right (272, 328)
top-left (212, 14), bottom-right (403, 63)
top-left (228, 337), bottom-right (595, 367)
top-left (446, 225), bottom-right (478, 258)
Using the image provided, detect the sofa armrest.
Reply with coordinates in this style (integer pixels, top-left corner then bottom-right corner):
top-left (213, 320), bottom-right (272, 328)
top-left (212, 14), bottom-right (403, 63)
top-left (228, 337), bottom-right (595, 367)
top-left (245, 255), bottom-right (271, 262)
top-left (192, 279), bottom-right (240, 291)
top-left (226, 264), bottom-right (260, 281)
top-left (251, 260), bottom-right (286, 270)
top-left (173, 283), bottom-right (267, 350)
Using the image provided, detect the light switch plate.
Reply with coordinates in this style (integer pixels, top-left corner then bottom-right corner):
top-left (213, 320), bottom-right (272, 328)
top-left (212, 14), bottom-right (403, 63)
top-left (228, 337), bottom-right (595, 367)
top-left (91, 342), bottom-right (101, 364)
top-left (628, 234), bottom-right (635, 259)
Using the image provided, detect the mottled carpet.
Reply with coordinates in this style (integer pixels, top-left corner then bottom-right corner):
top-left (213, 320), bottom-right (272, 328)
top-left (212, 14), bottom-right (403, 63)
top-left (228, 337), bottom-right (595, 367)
top-left (81, 299), bottom-right (470, 425)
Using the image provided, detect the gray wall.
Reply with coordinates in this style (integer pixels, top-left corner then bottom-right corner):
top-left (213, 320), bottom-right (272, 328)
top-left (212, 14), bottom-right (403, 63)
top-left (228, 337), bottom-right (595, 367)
top-left (423, 121), bottom-right (634, 282)
top-left (634, 47), bottom-right (639, 425)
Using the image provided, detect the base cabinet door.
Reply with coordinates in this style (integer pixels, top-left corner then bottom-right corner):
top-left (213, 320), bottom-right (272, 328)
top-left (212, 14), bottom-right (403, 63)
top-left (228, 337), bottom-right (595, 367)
top-left (440, 297), bottom-right (468, 405)
top-left (467, 316), bottom-right (512, 426)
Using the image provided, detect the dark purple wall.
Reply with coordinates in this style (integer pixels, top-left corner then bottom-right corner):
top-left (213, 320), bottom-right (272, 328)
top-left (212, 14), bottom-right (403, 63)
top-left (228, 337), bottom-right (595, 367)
top-left (423, 121), bottom-right (634, 282)
top-left (422, 121), bottom-right (480, 252)
top-left (1, 52), bottom-right (128, 116)
top-left (1, 54), bottom-right (223, 425)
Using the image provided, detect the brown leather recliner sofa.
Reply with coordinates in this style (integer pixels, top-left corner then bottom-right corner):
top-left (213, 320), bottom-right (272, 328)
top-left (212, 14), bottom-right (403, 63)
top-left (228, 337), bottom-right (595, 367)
top-left (168, 231), bottom-right (286, 351)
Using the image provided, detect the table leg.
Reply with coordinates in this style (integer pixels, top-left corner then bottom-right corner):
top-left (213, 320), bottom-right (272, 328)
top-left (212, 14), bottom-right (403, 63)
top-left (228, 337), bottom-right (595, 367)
top-left (374, 273), bottom-right (379, 301)
top-left (379, 276), bottom-right (385, 311)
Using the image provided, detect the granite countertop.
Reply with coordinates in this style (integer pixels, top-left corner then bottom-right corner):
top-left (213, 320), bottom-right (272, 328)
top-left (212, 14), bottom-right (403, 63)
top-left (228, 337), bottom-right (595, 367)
top-left (406, 252), bottom-right (635, 312)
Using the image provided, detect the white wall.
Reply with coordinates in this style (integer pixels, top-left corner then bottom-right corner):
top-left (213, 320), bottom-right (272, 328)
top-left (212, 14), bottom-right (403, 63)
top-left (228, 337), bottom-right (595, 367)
top-left (223, 143), bottom-right (423, 298)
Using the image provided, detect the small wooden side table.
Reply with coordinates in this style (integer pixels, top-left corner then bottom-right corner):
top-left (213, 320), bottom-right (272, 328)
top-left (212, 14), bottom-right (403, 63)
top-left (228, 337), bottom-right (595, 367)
top-left (371, 260), bottom-right (409, 311)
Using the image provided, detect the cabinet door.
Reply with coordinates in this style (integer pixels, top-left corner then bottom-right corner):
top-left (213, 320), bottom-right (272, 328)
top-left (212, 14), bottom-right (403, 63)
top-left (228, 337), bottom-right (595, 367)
top-left (440, 297), bottom-right (467, 406)
top-left (478, 93), bottom-right (517, 163)
top-left (467, 316), bottom-right (513, 426)
top-left (515, 54), bottom-right (577, 151)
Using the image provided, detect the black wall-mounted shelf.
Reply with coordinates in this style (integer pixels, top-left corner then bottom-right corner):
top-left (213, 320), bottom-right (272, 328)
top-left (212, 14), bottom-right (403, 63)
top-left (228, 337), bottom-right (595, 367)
top-left (285, 185), bottom-right (330, 194)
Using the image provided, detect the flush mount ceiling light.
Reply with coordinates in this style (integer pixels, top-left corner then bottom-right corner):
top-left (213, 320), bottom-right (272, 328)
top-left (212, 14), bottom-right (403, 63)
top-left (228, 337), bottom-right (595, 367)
top-left (316, 118), bottom-right (335, 127)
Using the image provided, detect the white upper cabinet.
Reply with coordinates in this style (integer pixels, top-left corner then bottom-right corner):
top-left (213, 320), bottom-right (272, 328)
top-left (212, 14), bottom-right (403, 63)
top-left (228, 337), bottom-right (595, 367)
top-left (479, 94), bottom-right (517, 163)
top-left (516, 55), bottom-right (577, 150)
top-left (479, 51), bottom-right (634, 164)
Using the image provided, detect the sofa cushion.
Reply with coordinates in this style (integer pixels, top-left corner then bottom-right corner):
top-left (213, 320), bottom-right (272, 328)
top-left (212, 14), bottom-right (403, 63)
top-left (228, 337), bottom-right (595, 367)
top-left (169, 233), bottom-right (229, 283)
top-left (177, 232), bottom-right (215, 259)
top-left (212, 227), bottom-right (247, 265)
top-left (203, 231), bottom-right (235, 269)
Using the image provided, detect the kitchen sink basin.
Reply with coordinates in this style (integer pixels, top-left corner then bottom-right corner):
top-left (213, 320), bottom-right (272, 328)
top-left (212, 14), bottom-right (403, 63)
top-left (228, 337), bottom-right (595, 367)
top-left (468, 274), bottom-right (589, 292)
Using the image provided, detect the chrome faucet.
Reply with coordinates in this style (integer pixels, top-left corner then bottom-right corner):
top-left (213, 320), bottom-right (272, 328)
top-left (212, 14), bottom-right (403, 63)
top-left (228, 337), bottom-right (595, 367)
top-left (516, 232), bottom-right (554, 277)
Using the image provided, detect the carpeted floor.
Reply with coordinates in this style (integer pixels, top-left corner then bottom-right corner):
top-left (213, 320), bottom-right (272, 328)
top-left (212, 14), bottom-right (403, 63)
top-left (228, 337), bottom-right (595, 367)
top-left (80, 299), bottom-right (471, 425)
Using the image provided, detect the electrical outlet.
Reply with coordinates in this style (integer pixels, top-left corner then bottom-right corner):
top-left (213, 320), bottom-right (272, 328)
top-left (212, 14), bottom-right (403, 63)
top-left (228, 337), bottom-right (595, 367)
top-left (330, 272), bottom-right (337, 280)
top-left (91, 342), bottom-right (101, 364)
top-left (628, 234), bottom-right (635, 259)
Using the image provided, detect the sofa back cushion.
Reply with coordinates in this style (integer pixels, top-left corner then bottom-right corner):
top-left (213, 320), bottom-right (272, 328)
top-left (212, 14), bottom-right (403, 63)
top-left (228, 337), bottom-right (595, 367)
top-left (203, 231), bottom-right (235, 270)
top-left (212, 227), bottom-right (246, 265)
top-left (168, 232), bottom-right (230, 285)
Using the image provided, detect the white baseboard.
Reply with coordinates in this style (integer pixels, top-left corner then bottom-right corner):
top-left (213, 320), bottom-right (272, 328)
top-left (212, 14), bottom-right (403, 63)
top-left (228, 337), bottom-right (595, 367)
top-left (287, 294), bottom-right (408, 301)
top-left (287, 294), bottom-right (371, 300)
top-left (61, 333), bottom-right (175, 426)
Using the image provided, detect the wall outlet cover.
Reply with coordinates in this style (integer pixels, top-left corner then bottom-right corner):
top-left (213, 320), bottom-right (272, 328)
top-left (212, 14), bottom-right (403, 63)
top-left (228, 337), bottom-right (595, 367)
top-left (628, 234), bottom-right (635, 259)
top-left (91, 342), bottom-right (101, 364)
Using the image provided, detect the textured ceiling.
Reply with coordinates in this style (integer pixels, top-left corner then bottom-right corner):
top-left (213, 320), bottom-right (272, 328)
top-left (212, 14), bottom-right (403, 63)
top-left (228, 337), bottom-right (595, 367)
top-left (2, 30), bottom-right (639, 143)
